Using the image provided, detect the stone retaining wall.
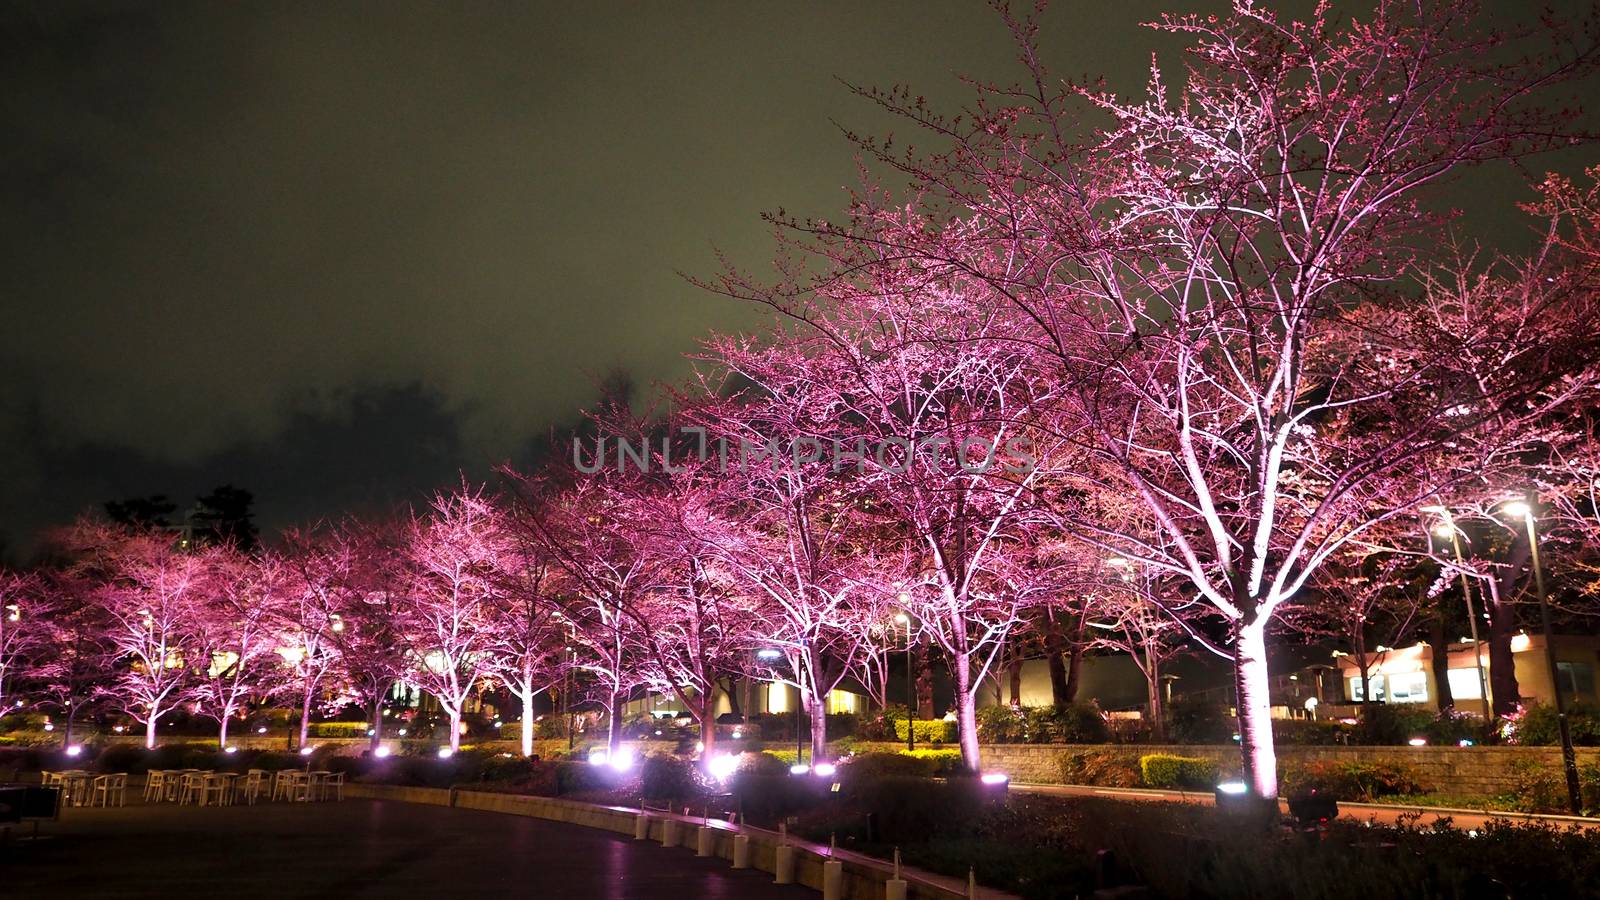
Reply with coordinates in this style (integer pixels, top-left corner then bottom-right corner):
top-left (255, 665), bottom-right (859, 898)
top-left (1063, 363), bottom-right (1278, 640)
top-left (345, 782), bottom-right (1005, 899)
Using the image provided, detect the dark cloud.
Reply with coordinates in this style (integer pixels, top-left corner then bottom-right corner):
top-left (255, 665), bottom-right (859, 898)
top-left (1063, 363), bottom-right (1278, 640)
top-left (2, 1), bottom-right (1593, 554)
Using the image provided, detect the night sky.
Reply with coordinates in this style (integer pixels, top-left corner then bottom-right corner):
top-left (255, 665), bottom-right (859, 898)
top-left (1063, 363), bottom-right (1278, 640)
top-left (2, 1), bottom-right (1592, 559)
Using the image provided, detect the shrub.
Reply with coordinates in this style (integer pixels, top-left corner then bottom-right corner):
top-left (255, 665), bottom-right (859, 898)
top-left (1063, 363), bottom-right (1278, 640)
top-left (893, 718), bottom-right (956, 744)
top-left (1509, 702), bottom-right (1600, 746)
top-left (736, 751), bottom-right (791, 777)
top-left (1423, 707), bottom-right (1484, 745)
top-left (857, 705), bottom-right (907, 742)
top-left (1139, 754), bottom-right (1219, 790)
top-left (841, 775), bottom-right (991, 843)
top-left (906, 748), bottom-right (965, 775)
top-left (1025, 703), bottom-right (1110, 744)
top-left (1504, 757), bottom-right (1566, 813)
top-left (307, 721), bottom-right (372, 739)
top-left (1272, 719), bottom-right (1354, 745)
top-left (1355, 703), bottom-right (1434, 745)
top-left (639, 754), bottom-right (707, 803)
top-left (1057, 749), bottom-right (1141, 787)
top-left (842, 751), bottom-right (936, 780)
top-left (977, 705), bottom-right (1029, 744)
top-left (730, 772), bottom-right (830, 826)
top-left (1280, 759), bottom-right (1425, 801)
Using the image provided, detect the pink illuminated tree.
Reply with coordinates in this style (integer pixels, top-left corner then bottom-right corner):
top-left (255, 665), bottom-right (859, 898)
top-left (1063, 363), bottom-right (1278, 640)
top-left (397, 486), bottom-right (507, 752)
top-left (275, 528), bottom-right (352, 750)
top-left (0, 570), bottom-right (52, 722)
top-left (60, 520), bottom-right (210, 749)
top-left (185, 548), bottom-right (285, 747)
top-left (487, 521), bottom-right (568, 757)
top-left (718, 2), bottom-right (1600, 794)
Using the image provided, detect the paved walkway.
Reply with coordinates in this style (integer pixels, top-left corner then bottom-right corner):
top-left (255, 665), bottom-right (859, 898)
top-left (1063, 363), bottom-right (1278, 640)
top-left (0, 799), bottom-right (818, 899)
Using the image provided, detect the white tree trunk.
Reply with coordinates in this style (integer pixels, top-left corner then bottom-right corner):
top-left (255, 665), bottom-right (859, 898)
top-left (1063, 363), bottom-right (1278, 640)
top-left (1234, 620), bottom-right (1277, 798)
top-left (952, 656), bottom-right (981, 773)
top-left (145, 715), bottom-right (158, 750)
top-left (448, 707), bottom-right (463, 751)
top-left (521, 690), bottom-right (536, 757)
top-left (218, 715), bottom-right (230, 749)
top-left (805, 691), bottom-right (828, 763)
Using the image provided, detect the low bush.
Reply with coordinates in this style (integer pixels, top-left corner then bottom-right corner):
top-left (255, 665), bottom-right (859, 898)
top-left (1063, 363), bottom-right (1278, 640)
top-left (639, 754), bottom-right (708, 803)
top-left (977, 705), bottom-right (1029, 744)
top-left (1139, 754), bottom-right (1219, 790)
top-left (1165, 697), bottom-right (1233, 744)
top-left (892, 718), bottom-right (956, 744)
top-left (730, 772), bottom-right (831, 826)
top-left (307, 721), bottom-right (372, 739)
top-left (1356, 703), bottom-right (1435, 745)
top-left (1280, 759), bottom-right (1425, 801)
top-left (841, 751), bottom-right (935, 780)
top-left (1057, 748), bottom-right (1141, 787)
top-left (1509, 702), bottom-right (1600, 747)
top-left (1272, 719), bottom-right (1354, 745)
top-left (1026, 703), bottom-right (1110, 744)
top-left (735, 751), bottom-right (791, 777)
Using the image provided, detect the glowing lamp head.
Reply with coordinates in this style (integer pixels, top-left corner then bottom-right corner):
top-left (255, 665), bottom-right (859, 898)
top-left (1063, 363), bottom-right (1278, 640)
top-left (367, 729), bottom-right (376, 736)
top-left (587, 748), bottom-right (610, 767)
top-left (1459, 739), bottom-right (1475, 747)
top-left (1408, 737), bottom-right (1427, 747)
top-left (300, 746), bottom-right (317, 756)
top-left (43, 722), bottom-right (54, 732)
top-left (789, 764), bottom-right (811, 776)
top-left (1503, 500), bottom-right (1531, 520)
top-left (811, 762), bottom-right (837, 778)
top-left (980, 772), bottom-right (1009, 786)
top-left (257, 726), bottom-right (268, 734)
top-left (1216, 781), bottom-right (1248, 795)
top-left (756, 648), bottom-right (783, 662)
top-left (398, 728), bottom-right (408, 736)
top-left (224, 746), bottom-right (238, 754)
top-left (372, 746), bottom-right (390, 758)
top-left (707, 753), bottom-right (739, 781)
top-left (608, 748), bottom-right (635, 772)
top-left (437, 747), bottom-right (454, 759)
top-left (894, 612), bottom-right (910, 625)
top-left (65, 745), bottom-right (82, 758)
top-left (1433, 523), bottom-right (1455, 540)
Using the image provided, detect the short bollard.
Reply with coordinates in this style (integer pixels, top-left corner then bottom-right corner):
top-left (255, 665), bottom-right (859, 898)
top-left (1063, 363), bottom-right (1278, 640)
top-left (822, 859), bottom-right (843, 900)
top-left (774, 846), bottom-right (795, 884)
top-left (660, 818), bottom-right (679, 848)
top-left (696, 825), bottom-right (716, 857)
top-left (634, 812), bottom-right (649, 841)
top-left (885, 848), bottom-right (907, 900)
top-left (732, 834), bottom-right (750, 869)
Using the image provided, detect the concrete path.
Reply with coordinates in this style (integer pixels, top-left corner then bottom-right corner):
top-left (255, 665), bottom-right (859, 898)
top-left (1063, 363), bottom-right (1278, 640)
top-left (0, 799), bottom-right (819, 899)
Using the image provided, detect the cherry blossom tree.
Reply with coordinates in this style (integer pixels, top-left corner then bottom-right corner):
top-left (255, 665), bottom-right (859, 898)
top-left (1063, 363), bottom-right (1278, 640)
top-left (397, 486), bottom-right (507, 752)
top-left (30, 570), bottom-right (113, 746)
top-left (62, 520), bottom-right (211, 749)
top-left (0, 570), bottom-right (51, 722)
top-left (276, 528), bottom-right (351, 750)
top-left (185, 548), bottom-right (284, 747)
top-left (724, 2), bottom-right (1600, 795)
top-left (488, 519), bottom-right (568, 757)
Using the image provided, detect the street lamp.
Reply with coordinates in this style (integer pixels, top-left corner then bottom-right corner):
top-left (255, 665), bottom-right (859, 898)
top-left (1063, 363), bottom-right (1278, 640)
top-left (895, 611), bottom-right (914, 752)
top-left (1506, 497), bottom-right (1582, 815)
top-left (1422, 506), bottom-right (1491, 725)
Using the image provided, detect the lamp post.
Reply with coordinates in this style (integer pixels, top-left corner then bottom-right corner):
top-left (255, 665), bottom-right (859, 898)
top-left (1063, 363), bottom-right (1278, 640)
top-left (1424, 506), bottom-right (1492, 725)
top-left (1506, 498), bottom-right (1581, 815)
top-left (896, 610), bottom-right (914, 752)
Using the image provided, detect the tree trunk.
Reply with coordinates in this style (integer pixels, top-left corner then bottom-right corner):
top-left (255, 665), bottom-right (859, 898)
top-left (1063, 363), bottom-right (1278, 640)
top-left (606, 688), bottom-right (622, 753)
top-left (298, 687), bottom-right (313, 750)
top-left (219, 715), bottom-right (230, 749)
top-left (1045, 621), bottom-right (1071, 706)
top-left (1063, 644), bottom-right (1084, 703)
top-left (804, 691), bottom-right (827, 763)
top-left (448, 707), bottom-right (463, 751)
top-left (64, 703), bottom-right (77, 748)
top-left (914, 644), bottom-right (934, 716)
top-left (369, 691), bottom-right (385, 754)
top-left (699, 709), bottom-right (716, 756)
top-left (521, 690), bottom-right (536, 757)
top-left (1234, 620), bottom-right (1277, 799)
top-left (951, 656), bottom-right (981, 773)
top-left (1429, 615), bottom-right (1454, 712)
top-left (1145, 649), bottom-right (1165, 742)
top-left (1007, 659), bottom-right (1022, 705)
top-left (145, 715), bottom-right (158, 750)
top-left (1486, 592), bottom-right (1521, 717)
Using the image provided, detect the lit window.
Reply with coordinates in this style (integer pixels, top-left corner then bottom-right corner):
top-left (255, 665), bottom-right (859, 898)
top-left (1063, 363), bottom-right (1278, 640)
top-left (1347, 674), bottom-right (1384, 702)
top-left (827, 691), bottom-right (861, 715)
top-left (1387, 671), bottom-right (1429, 704)
top-left (1446, 668), bottom-right (1484, 701)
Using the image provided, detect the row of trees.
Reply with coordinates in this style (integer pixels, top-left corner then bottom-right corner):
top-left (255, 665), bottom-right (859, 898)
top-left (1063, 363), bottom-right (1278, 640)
top-left (4, 3), bottom-right (1600, 799)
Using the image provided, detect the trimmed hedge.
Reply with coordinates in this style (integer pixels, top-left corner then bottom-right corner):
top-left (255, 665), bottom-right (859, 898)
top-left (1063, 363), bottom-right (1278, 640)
top-left (893, 718), bottom-right (957, 744)
top-left (1139, 754), bottom-right (1219, 790)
